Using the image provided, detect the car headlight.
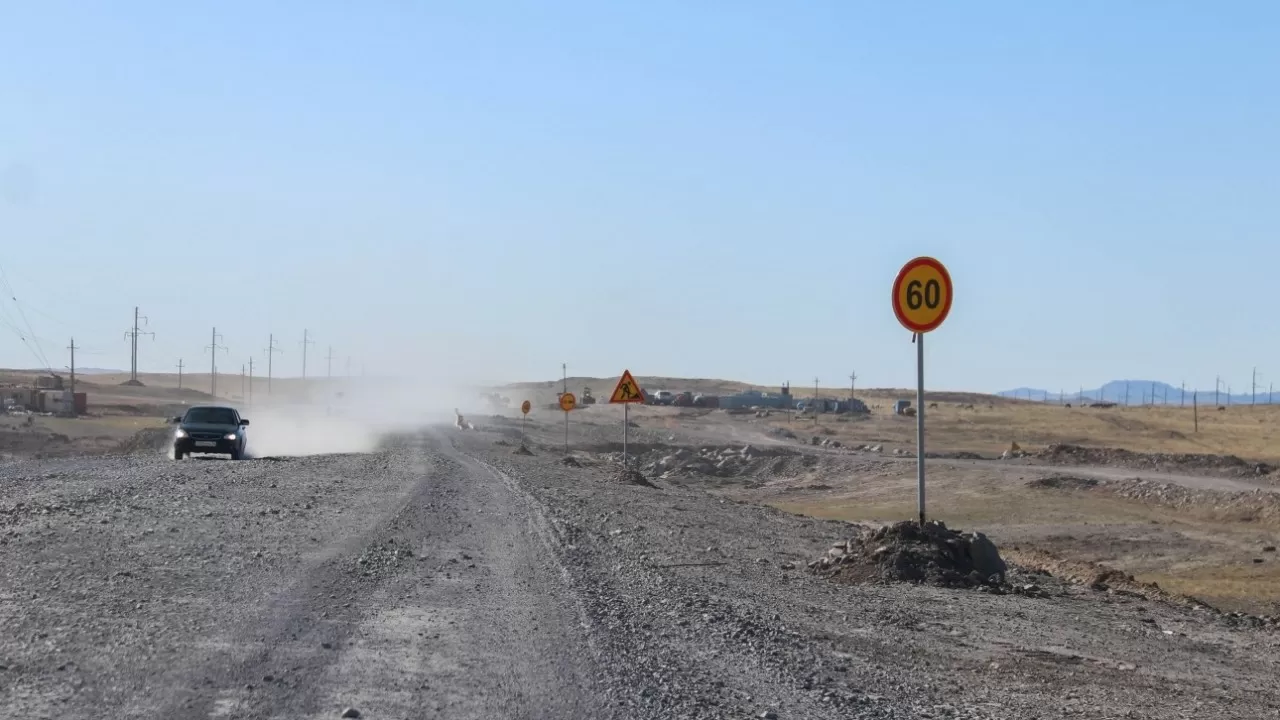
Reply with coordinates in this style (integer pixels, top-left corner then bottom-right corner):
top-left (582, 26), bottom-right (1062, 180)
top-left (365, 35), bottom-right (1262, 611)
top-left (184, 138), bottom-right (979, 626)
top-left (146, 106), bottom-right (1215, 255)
top-left (174, 429), bottom-right (187, 439)
top-left (224, 433), bottom-right (238, 441)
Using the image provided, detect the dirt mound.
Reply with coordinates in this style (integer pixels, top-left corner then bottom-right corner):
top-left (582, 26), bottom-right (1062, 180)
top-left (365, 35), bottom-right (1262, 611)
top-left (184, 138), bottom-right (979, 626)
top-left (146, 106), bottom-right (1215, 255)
top-left (1026, 475), bottom-right (1100, 491)
top-left (560, 456), bottom-right (582, 467)
top-left (110, 427), bottom-right (172, 455)
top-left (615, 469), bottom-right (657, 488)
top-left (512, 445), bottom-right (535, 456)
top-left (810, 520), bottom-right (1007, 589)
top-left (1034, 443), bottom-right (1273, 478)
top-left (633, 444), bottom-right (801, 481)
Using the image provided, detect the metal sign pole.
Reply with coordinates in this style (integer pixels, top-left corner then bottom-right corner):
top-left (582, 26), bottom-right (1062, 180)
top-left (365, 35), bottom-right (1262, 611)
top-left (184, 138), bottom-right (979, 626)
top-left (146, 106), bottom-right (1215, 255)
top-left (564, 411), bottom-right (569, 455)
top-left (892, 256), bottom-right (951, 529)
top-left (623, 403), bottom-right (630, 470)
top-left (916, 332), bottom-right (926, 525)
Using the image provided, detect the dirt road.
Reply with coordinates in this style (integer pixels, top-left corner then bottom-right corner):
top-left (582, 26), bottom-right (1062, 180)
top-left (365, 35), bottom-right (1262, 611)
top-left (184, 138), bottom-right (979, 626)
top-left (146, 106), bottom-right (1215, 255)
top-left (3, 425), bottom-right (1279, 719)
top-left (936, 457), bottom-right (1280, 494)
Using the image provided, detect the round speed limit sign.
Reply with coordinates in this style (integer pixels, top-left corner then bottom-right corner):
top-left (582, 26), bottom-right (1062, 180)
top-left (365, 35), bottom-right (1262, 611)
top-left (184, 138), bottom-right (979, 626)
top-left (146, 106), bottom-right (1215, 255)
top-left (892, 257), bottom-right (953, 333)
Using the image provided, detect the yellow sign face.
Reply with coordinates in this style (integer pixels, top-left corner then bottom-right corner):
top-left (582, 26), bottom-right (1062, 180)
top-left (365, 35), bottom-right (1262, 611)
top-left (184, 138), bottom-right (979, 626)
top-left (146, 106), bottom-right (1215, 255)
top-left (891, 257), bottom-right (953, 334)
top-left (559, 392), bottom-right (577, 412)
top-left (521, 400), bottom-right (531, 415)
top-left (609, 369), bottom-right (646, 404)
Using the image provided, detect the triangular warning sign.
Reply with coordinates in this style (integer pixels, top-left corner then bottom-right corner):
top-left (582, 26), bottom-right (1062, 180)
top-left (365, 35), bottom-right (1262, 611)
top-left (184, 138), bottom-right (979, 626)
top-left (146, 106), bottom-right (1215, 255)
top-left (609, 369), bottom-right (646, 404)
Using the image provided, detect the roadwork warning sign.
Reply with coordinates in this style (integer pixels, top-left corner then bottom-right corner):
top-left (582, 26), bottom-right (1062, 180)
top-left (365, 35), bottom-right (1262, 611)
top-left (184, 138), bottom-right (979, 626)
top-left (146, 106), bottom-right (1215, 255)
top-left (609, 369), bottom-right (645, 404)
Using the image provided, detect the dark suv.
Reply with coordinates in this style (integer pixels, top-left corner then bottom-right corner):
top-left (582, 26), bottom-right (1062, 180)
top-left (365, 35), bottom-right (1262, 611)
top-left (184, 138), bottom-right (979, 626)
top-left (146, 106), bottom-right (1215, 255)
top-left (172, 405), bottom-right (250, 460)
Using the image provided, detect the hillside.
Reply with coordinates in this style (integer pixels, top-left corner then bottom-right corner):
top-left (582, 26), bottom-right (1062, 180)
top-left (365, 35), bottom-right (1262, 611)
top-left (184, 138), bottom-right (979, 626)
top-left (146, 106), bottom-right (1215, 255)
top-left (999, 380), bottom-right (1269, 406)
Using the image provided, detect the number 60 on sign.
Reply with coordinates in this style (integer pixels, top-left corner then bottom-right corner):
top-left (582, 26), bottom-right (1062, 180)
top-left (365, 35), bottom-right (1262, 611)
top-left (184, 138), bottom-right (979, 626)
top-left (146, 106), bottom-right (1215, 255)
top-left (892, 257), bottom-right (953, 334)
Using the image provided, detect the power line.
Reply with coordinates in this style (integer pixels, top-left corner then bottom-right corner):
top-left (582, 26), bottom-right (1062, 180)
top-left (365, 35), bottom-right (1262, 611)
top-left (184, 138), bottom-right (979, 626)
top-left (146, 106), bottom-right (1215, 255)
top-left (0, 263), bottom-right (52, 371)
top-left (204, 327), bottom-right (227, 397)
top-left (123, 306), bottom-right (153, 386)
top-left (300, 329), bottom-right (315, 380)
top-left (265, 334), bottom-right (283, 395)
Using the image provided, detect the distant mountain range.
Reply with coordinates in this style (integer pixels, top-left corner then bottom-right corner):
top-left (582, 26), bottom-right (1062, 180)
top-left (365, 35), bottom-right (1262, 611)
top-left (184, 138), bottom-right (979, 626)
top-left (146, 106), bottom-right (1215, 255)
top-left (998, 380), bottom-right (1275, 406)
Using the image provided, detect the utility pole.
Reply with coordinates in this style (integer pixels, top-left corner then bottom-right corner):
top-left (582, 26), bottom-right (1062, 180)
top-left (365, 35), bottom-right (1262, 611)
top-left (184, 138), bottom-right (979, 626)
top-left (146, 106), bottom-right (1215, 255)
top-left (240, 363), bottom-right (246, 400)
top-left (814, 377), bottom-right (819, 425)
top-left (123, 306), bottom-right (153, 386)
top-left (1125, 381), bottom-right (1130, 406)
top-left (1180, 382), bottom-right (1185, 407)
top-left (205, 328), bottom-right (227, 397)
top-left (300, 329), bottom-right (315, 380)
top-left (849, 371), bottom-right (857, 399)
top-left (262, 333), bottom-right (280, 394)
top-left (1252, 367), bottom-right (1259, 406)
top-left (1215, 376), bottom-right (1221, 407)
top-left (1228, 386), bottom-right (1232, 406)
top-left (248, 356), bottom-right (254, 405)
top-left (562, 363), bottom-right (567, 395)
top-left (325, 346), bottom-right (335, 379)
top-left (66, 338), bottom-right (76, 394)
top-left (1150, 382), bottom-right (1155, 407)
top-left (176, 359), bottom-right (184, 390)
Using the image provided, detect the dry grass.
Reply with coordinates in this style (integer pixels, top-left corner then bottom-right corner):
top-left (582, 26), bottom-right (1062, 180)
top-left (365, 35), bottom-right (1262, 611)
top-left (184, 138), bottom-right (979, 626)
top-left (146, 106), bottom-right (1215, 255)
top-left (1145, 564), bottom-right (1280, 614)
top-left (767, 399), bottom-right (1280, 462)
top-left (767, 479), bottom-right (1280, 615)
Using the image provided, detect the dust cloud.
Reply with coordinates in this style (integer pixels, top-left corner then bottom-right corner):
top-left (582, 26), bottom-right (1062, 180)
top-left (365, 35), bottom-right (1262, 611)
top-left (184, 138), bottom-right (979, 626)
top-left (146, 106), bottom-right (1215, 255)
top-left (227, 369), bottom-right (508, 459)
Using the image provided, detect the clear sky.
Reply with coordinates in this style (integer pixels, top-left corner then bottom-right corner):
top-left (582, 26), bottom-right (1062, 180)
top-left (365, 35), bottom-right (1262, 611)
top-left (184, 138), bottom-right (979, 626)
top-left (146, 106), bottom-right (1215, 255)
top-left (1, 1), bottom-right (1277, 392)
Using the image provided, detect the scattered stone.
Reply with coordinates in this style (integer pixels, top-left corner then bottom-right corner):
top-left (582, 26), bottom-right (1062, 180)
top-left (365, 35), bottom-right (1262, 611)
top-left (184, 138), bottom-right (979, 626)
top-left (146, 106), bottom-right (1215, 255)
top-left (512, 445), bottom-right (535, 456)
top-left (615, 469), bottom-right (657, 488)
top-left (341, 708), bottom-right (361, 719)
top-left (1034, 443), bottom-right (1273, 478)
top-left (1263, 546), bottom-right (1276, 553)
top-left (1026, 475), bottom-right (1099, 491)
top-left (560, 457), bottom-right (582, 467)
top-left (810, 520), bottom-right (1007, 589)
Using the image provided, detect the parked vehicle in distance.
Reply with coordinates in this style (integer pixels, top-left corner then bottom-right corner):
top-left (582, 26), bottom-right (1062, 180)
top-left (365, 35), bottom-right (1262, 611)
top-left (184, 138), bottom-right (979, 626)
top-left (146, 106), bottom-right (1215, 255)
top-left (171, 404), bottom-right (249, 460)
top-left (651, 390), bottom-right (675, 405)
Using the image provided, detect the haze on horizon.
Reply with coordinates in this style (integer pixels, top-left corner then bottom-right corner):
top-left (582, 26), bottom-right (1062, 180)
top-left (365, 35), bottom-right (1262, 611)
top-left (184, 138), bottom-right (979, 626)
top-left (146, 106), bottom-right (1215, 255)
top-left (2, 2), bottom-right (1277, 394)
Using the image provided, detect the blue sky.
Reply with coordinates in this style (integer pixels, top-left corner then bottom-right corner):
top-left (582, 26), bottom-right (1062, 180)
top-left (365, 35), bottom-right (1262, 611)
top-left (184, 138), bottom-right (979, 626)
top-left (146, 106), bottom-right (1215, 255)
top-left (1, 1), bottom-right (1277, 392)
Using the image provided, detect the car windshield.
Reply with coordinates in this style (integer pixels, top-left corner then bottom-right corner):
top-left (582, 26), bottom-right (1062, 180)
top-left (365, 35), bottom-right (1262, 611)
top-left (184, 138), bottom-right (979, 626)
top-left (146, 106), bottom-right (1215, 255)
top-left (183, 408), bottom-right (238, 425)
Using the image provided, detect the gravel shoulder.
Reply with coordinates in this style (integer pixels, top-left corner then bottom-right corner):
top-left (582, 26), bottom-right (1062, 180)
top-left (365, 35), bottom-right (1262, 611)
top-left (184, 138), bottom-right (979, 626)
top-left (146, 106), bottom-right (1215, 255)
top-left (462, 426), bottom-right (1280, 719)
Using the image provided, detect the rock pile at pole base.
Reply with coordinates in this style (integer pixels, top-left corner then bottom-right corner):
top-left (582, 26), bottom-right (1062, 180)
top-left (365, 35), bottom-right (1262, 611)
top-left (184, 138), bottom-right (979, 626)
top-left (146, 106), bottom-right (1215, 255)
top-left (809, 520), bottom-right (1008, 589)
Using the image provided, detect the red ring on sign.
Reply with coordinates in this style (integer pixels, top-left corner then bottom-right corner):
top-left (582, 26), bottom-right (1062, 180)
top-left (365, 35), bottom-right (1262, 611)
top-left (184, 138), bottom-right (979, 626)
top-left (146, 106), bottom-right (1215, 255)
top-left (891, 256), bottom-right (953, 334)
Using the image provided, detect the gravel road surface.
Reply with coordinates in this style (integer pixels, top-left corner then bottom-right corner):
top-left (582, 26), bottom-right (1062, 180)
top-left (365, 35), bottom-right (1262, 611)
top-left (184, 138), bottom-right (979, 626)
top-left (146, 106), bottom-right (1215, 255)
top-left (2, 425), bottom-right (1278, 719)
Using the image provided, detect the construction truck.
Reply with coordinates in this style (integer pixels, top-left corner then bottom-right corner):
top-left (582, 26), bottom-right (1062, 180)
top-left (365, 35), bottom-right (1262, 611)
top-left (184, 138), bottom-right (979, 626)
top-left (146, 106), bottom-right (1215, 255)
top-left (581, 387), bottom-right (597, 405)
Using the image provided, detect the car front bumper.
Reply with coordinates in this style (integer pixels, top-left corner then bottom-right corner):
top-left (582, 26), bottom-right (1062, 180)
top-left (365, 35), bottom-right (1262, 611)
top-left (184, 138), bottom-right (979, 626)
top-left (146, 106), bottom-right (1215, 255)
top-left (175, 437), bottom-right (241, 454)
